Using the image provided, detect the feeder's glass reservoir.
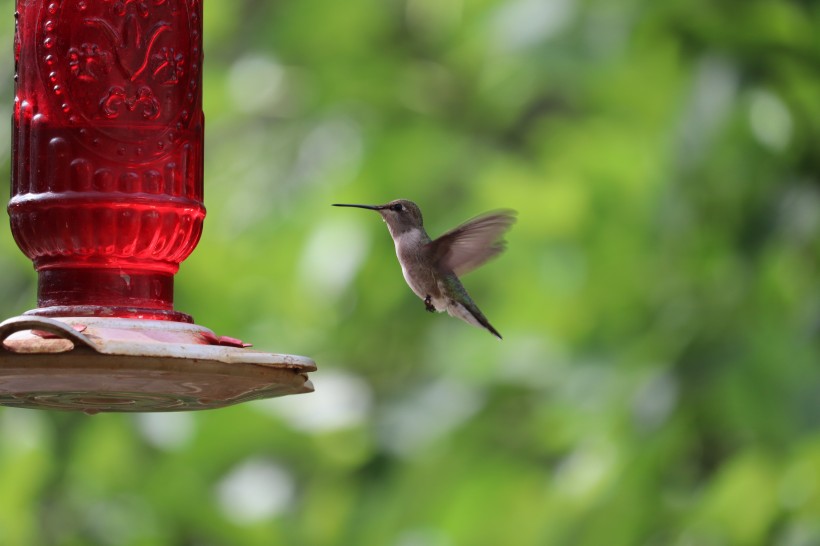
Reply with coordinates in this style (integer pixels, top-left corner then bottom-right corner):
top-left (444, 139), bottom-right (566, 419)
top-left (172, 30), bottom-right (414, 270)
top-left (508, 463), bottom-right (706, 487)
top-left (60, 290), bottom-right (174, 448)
top-left (11, 0), bottom-right (205, 321)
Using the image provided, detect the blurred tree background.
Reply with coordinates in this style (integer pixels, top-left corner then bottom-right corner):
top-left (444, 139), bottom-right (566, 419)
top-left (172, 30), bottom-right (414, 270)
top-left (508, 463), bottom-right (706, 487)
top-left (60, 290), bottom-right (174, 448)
top-left (1, 0), bottom-right (819, 544)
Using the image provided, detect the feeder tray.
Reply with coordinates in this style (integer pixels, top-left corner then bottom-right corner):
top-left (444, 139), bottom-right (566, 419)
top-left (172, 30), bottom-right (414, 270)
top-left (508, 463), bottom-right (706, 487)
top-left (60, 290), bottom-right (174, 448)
top-left (0, 316), bottom-right (315, 413)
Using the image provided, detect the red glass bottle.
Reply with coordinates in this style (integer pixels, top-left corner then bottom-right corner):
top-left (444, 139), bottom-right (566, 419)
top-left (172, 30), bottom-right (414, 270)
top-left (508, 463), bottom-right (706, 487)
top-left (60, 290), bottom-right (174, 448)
top-left (9, 0), bottom-right (205, 322)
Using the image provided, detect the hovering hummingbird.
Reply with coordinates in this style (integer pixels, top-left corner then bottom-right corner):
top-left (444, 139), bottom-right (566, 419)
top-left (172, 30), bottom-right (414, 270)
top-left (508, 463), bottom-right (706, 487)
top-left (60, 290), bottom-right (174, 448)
top-left (333, 199), bottom-right (516, 339)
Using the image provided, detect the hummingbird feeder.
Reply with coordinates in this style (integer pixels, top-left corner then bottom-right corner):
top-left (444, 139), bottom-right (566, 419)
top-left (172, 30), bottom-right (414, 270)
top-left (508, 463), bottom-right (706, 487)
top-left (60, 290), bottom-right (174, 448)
top-left (0, 0), bottom-right (315, 412)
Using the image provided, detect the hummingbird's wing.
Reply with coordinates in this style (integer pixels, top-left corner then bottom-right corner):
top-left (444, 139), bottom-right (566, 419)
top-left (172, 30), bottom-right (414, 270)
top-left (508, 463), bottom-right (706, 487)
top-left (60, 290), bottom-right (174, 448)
top-left (429, 210), bottom-right (516, 277)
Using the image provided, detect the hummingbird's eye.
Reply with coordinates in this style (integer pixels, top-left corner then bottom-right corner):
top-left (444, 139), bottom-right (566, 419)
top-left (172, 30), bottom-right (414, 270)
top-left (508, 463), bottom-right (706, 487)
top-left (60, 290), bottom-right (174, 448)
top-left (391, 203), bottom-right (404, 212)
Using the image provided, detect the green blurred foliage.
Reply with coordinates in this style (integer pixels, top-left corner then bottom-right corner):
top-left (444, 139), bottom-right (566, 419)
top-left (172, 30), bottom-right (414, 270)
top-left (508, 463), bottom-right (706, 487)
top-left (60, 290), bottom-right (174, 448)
top-left (1, 0), bottom-right (820, 544)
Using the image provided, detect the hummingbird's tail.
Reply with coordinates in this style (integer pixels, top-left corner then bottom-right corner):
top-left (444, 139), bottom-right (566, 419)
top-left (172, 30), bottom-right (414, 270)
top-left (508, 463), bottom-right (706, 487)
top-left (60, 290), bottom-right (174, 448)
top-left (445, 299), bottom-right (503, 340)
top-left (438, 275), bottom-right (503, 339)
top-left (478, 315), bottom-right (503, 340)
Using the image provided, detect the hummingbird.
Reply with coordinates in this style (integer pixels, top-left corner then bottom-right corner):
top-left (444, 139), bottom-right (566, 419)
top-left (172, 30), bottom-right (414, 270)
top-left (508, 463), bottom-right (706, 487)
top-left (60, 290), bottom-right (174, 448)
top-left (332, 199), bottom-right (516, 339)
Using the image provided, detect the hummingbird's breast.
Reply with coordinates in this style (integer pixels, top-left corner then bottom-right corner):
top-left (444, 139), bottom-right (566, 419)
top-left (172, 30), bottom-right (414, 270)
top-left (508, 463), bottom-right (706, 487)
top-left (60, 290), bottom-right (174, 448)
top-left (393, 228), bottom-right (438, 301)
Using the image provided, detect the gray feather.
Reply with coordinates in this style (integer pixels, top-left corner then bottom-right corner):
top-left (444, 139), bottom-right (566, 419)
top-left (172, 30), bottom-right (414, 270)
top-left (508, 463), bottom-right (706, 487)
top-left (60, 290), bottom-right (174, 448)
top-left (429, 210), bottom-right (517, 277)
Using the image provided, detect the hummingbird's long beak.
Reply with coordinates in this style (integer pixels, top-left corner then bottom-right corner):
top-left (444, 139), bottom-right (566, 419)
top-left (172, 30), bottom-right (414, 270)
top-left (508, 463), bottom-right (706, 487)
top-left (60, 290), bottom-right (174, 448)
top-left (332, 203), bottom-right (384, 210)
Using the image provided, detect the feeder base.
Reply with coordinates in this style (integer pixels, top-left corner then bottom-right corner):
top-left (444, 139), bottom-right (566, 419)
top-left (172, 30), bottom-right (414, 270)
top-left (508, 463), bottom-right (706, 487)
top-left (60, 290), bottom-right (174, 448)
top-left (0, 316), bottom-right (315, 413)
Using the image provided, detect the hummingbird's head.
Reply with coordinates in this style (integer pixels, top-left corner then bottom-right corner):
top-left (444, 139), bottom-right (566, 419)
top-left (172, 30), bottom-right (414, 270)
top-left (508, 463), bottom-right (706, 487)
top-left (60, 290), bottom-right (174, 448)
top-left (332, 199), bottom-right (423, 237)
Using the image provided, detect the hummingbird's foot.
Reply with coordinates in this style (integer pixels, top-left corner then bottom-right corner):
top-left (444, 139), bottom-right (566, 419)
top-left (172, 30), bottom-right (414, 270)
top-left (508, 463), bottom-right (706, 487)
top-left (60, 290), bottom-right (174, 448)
top-left (424, 295), bottom-right (436, 313)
